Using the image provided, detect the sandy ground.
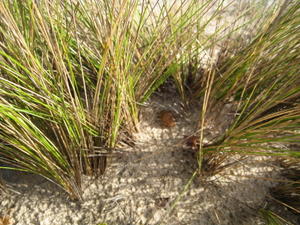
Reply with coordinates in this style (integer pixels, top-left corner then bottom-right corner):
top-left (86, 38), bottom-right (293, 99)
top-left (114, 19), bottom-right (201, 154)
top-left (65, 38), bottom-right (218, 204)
top-left (0, 90), bottom-right (282, 225)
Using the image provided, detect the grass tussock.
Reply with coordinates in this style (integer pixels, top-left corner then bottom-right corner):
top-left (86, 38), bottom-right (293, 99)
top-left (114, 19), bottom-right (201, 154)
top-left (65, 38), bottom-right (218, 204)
top-left (0, 3), bottom-right (299, 222)
top-left (195, 1), bottom-right (300, 176)
top-left (0, 0), bottom-right (246, 199)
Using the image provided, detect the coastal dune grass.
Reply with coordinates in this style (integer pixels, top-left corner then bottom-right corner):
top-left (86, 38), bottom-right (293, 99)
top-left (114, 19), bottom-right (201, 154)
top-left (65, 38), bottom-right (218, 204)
top-left (0, 0), bottom-right (231, 199)
top-left (0, 0), bottom-right (299, 222)
top-left (188, 1), bottom-right (300, 222)
top-left (193, 0), bottom-right (300, 174)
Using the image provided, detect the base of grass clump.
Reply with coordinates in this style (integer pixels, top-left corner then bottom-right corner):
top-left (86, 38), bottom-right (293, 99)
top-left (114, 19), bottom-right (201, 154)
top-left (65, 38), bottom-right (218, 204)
top-left (0, 87), bottom-right (287, 225)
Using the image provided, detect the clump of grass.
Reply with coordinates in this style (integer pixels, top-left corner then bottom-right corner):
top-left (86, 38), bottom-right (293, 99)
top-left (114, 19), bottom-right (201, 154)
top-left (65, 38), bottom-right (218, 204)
top-left (0, 0), bottom-right (234, 199)
top-left (0, 0), bottom-right (299, 211)
top-left (190, 0), bottom-right (300, 175)
top-left (162, 1), bottom-right (300, 222)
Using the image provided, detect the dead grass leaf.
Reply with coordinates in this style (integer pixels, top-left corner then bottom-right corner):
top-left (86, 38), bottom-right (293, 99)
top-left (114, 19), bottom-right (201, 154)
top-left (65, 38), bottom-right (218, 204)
top-left (0, 214), bottom-right (11, 225)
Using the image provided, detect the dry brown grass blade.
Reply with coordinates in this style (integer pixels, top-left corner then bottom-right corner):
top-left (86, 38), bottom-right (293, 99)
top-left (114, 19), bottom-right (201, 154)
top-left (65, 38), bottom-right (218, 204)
top-left (0, 211), bottom-right (11, 225)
